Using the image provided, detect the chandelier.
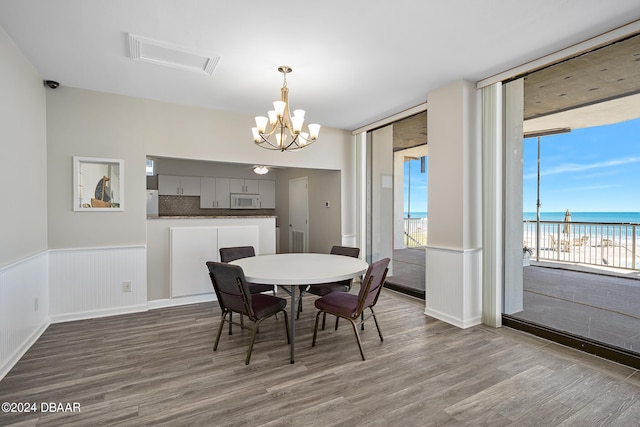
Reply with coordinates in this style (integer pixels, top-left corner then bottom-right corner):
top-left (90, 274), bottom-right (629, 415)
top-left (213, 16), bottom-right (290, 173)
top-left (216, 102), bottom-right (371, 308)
top-left (252, 66), bottom-right (320, 152)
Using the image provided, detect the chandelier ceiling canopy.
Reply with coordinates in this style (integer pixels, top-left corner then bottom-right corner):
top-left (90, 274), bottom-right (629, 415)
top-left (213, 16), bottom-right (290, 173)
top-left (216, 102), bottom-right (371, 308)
top-left (252, 66), bottom-right (320, 152)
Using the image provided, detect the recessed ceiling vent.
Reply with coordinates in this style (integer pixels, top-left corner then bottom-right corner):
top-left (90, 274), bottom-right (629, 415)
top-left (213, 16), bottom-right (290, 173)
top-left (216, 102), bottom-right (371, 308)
top-left (127, 33), bottom-right (219, 75)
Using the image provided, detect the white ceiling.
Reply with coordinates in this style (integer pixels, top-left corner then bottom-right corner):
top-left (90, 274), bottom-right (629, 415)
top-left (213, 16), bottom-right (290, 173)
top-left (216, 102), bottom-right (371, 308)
top-left (1, 0), bottom-right (639, 131)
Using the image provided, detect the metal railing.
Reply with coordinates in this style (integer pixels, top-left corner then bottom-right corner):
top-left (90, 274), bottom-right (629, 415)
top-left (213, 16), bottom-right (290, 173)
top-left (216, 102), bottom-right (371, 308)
top-left (404, 217), bottom-right (428, 247)
top-left (523, 220), bottom-right (639, 271)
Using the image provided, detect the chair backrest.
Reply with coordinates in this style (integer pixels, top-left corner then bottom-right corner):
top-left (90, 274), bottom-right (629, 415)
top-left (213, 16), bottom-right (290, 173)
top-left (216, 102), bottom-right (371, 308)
top-left (206, 261), bottom-right (254, 319)
top-left (356, 258), bottom-right (390, 314)
top-left (330, 246), bottom-right (361, 287)
top-left (330, 245), bottom-right (360, 258)
top-left (219, 246), bottom-right (256, 263)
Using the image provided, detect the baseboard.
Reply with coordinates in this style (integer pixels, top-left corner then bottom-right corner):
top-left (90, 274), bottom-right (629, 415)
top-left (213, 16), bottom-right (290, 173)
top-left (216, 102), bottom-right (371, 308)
top-left (0, 319), bottom-right (50, 382)
top-left (49, 304), bottom-right (148, 324)
top-left (147, 293), bottom-right (216, 310)
top-left (424, 307), bottom-right (481, 329)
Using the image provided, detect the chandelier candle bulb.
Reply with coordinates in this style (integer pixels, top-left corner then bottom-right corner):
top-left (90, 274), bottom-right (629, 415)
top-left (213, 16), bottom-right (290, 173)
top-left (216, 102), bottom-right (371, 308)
top-left (251, 127), bottom-right (260, 142)
top-left (255, 116), bottom-right (268, 133)
top-left (291, 115), bottom-right (304, 133)
top-left (273, 101), bottom-right (286, 117)
top-left (253, 65), bottom-right (320, 152)
top-left (308, 123), bottom-right (321, 140)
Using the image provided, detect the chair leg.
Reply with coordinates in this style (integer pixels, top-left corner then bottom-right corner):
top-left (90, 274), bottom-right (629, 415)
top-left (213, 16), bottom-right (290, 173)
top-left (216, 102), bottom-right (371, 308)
top-left (321, 312), bottom-right (327, 330)
top-left (296, 286), bottom-right (307, 319)
top-left (348, 318), bottom-right (366, 361)
top-left (311, 311), bottom-right (322, 347)
top-left (335, 316), bottom-right (340, 331)
top-left (214, 311), bottom-right (227, 351)
top-left (370, 307), bottom-right (384, 342)
top-left (282, 310), bottom-right (291, 344)
top-left (361, 312), bottom-right (365, 331)
top-left (229, 311), bottom-right (233, 335)
top-left (245, 319), bottom-right (263, 365)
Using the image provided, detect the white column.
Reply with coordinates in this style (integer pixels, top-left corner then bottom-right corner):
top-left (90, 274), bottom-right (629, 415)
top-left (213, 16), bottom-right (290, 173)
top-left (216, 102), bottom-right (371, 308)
top-left (425, 80), bottom-right (482, 328)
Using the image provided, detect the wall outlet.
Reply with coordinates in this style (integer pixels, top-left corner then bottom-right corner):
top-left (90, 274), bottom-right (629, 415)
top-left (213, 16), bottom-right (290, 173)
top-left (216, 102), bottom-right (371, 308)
top-left (34, 297), bottom-right (39, 312)
top-left (122, 281), bottom-right (132, 292)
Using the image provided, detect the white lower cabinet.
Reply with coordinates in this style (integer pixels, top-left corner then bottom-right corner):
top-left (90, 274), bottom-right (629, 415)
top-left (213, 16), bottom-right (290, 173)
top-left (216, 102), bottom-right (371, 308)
top-left (170, 225), bottom-right (259, 298)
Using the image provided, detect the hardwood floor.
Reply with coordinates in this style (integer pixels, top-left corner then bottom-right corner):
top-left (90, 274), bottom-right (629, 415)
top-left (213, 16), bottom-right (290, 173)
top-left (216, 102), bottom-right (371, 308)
top-left (1, 288), bottom-right (640, 426)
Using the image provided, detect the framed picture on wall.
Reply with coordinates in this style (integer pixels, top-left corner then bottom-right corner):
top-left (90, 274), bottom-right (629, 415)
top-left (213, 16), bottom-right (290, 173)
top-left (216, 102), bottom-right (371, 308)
top-left (73, 156), bottom-right (124, 211)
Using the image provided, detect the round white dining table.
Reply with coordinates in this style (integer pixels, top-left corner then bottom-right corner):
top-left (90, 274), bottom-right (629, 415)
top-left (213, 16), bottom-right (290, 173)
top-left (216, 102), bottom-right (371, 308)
top-left (230, 253), bottom-right (368, 363)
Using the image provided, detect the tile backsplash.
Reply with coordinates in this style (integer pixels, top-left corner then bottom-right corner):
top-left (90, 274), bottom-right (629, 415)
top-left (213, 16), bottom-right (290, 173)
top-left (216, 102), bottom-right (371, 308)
top-left (159, 196), bottom-right (275, 217)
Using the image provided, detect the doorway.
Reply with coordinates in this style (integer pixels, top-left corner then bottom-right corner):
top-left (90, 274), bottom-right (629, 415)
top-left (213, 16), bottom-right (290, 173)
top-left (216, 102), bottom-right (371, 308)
top-left (504, 33), bottom-right (640, 363)
top-left (289, 176), bottom-right (309, 253)
top-left (365, 111), bottom-right (428, 298)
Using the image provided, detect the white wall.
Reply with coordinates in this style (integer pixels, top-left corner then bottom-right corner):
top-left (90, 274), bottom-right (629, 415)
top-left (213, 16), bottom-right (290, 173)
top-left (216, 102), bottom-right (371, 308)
top-left (0, 26), bottom-right (49, 380)
top-left (46, 87), bottom-right (355, 250)
top-left (0, 26), bottom-right (47, 267)
top-left (44, 87), bottom-right (354, 312)
top-left (427, 80), bottom-right (481, 250)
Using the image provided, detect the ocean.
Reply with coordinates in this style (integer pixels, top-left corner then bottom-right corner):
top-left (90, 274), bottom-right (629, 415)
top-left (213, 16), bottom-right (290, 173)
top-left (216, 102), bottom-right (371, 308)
top-left (523, 212), bottom-right (640, 223)
top-left (407, 212), bottom-right (640, 223)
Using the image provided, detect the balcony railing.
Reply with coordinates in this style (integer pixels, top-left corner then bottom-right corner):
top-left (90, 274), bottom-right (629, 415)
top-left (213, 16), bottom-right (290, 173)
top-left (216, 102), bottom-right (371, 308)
top-left (523, 220), bottom-right (640, 271)
top-left (404, 217), bottom-right (428, 247)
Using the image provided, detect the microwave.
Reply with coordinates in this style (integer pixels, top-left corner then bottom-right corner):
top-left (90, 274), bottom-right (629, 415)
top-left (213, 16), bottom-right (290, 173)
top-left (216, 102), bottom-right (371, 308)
top-left (230, 193), bottom-right (260, 209)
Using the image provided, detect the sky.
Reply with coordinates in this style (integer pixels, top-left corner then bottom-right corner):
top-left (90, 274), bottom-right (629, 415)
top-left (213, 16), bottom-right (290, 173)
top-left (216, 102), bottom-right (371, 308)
top-left (403, 116), bottom-right (640, 216)
top-left (404, 157), bottom-right (428, 214)
top-left (523, 117), bottom-right (640, 213)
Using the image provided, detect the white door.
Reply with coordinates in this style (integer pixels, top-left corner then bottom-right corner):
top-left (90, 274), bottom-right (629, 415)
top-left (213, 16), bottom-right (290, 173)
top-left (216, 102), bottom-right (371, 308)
top-left (289, 177), bottom-right (308, 253)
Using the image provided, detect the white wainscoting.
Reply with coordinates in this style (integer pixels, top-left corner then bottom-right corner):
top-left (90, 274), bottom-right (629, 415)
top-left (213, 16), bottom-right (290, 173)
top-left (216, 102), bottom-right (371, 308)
top-left (0, 251), bottom-right (49, 381)
top-left (425, 246), bottom-right (482, 329)
top-left (49, 246), bottom-right (147, 323)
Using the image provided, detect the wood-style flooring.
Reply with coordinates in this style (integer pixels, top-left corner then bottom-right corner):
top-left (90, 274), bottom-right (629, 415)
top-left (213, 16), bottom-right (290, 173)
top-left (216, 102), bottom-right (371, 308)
top-left (1, 287), bottom-right (640, 426)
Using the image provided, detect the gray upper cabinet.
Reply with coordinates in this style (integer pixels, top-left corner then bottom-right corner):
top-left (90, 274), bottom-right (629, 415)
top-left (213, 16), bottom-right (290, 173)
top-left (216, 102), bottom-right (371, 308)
top-left (200, 177), bottom-right (230, 208)
top-left (158, 175), bottom-right (201, 196)
top-left (230, 178), bottom-right (260, 194)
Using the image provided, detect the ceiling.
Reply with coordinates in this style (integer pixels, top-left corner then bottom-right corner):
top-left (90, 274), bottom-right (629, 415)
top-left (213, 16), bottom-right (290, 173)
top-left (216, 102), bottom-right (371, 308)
top-left (1, 1), bottom-right (640, 131)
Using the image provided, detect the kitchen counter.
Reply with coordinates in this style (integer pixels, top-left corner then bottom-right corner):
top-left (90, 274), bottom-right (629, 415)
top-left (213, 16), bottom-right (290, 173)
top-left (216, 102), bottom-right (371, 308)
top-left (146, 216), bottom-right (278, 302)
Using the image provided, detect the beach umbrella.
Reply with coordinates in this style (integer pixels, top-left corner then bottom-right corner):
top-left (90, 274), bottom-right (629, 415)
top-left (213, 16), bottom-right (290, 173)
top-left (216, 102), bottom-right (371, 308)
top-left (562, 209), bottom-right (572, 235)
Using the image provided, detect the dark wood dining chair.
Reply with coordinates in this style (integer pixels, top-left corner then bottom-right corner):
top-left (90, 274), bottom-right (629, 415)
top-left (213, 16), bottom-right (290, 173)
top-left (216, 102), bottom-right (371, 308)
top-left (219, 246), bottom-right (276, 334)
top-left (206, 261), bottom-right (290, 365)
top-left (311, 257), bottom-right (389, 361)
top-left (297, 245), bottom-right (360, 319)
